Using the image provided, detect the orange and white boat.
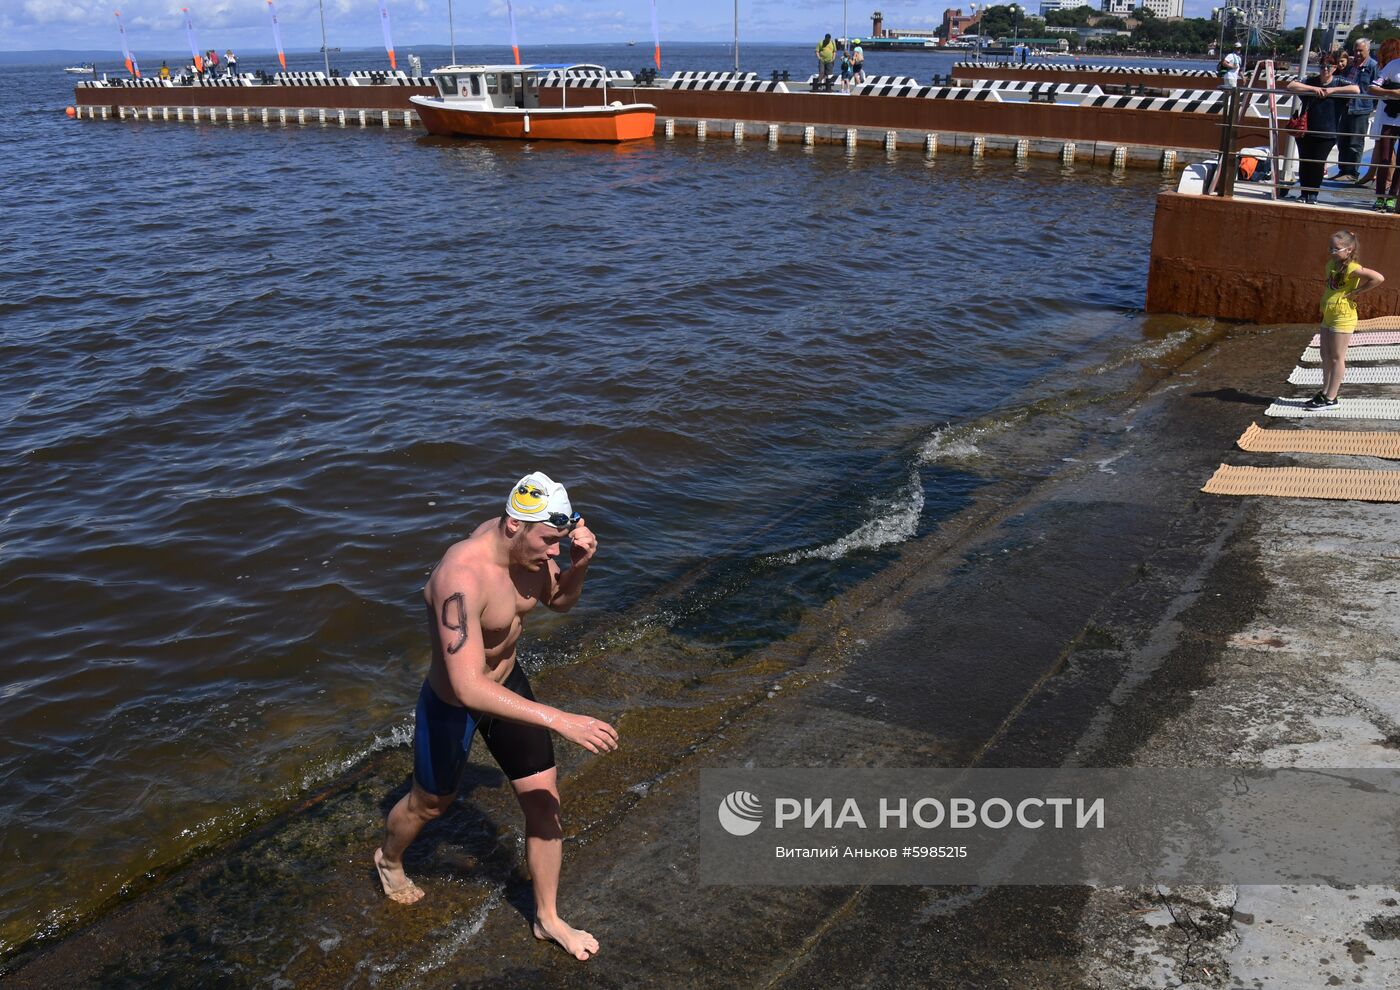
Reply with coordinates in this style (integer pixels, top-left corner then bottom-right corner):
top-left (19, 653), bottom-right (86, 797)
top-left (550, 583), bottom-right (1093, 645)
top-left (410, 63), bottom-right (656, 143)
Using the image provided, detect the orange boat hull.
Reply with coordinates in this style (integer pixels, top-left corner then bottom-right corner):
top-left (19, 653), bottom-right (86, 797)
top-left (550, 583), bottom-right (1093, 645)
top-left (413, 102), bottom-right (656, 142)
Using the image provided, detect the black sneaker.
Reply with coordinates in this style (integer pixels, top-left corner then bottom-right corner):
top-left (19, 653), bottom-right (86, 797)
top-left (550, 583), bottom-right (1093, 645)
top-left (1304, 394), bottom-right (1339, 409)
top-left (1309, 390), bottom-right (1327, 404)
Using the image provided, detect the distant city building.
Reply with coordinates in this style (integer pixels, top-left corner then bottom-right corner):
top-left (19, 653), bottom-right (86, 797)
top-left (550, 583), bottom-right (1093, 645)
top-left (1319, 0), bottom-right (1357, 25)
top-left (1100, 0), bottom-right (1134, 15)
top-left (1138, 0), bottom-right (1184, 16)
top-left (940, 7), bottom-right (980, 40)
top-left (871, 10), bottom-right (885, 37)
top-left (1038, 0), bottom-right (1082, 13)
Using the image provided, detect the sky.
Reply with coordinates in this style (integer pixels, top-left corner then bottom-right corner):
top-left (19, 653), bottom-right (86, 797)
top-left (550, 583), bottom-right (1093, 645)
top-left (0, 0), bottom-right (1374, 52)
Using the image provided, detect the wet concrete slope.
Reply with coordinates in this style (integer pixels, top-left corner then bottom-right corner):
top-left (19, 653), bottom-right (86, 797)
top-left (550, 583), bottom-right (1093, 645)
top-left (3, 326), bottom-right (1303, 988)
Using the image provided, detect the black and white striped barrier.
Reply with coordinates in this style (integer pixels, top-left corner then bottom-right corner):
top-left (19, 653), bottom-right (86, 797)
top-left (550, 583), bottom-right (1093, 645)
top-left (347, 70), bottom-right (433, 86)
top-left (804, 74), bottom-right (920, 88)
top-left (666, 71), bottom-right (758, 84)
top-left (540, 69), bottom-right (635, 85)
top-left (1080, 91), bottom-right (1231, 113)
top-left (272, 72), bottom-right (352, 86)
top-left (666, 77), bottom-right (788, 92)
top-left (954, 61), bottom-right (1218, 77)
top-left (968, 80), bottom-right (1104, 99)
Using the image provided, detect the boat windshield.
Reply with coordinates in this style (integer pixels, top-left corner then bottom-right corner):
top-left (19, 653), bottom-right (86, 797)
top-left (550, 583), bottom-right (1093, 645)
top-left (436, 73), bottom-right (484, 97)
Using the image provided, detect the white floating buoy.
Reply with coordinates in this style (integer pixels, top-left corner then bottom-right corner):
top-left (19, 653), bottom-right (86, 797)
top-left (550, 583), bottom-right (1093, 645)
top-left (733, 121), bottom-right (744, 142)
top-left (1014, 138), bottom-right (1029, 160)
top-left (767, 123), bottom-right (779, 145)
top-left (298, 108), bottom-right (306, 125)
top-left (803, 125), bottom-right (815, 146)
top-left (1112, 145), bottom-right (1127, 169)
top-left (924, 133), bottom-right (937, 156)
top-left (176, 106), bottom-right (185, 121)
top-left (381, 110), bottom-right (390, 127)
top-left (357, 109), bottom-right (367, 126)
top-left (278, 107), bottom-right (287, 125)
top-left (1161, 149), bottom-right (1176, 171)
top-left (1061, 141), bottom-right (1076, 163)
top-left (101, 106), bottom-right (110, 120)
top-left (884, 129), bottom-right (897, 151)
top-left (261, 107), bottom-right (270, 124)
top-left (162, 107), bottom-right (170, 121)
top-left (845, 127), bottom-right (858, 150)
top-left (403, 109), bottom-right (413, 126)
top-left (696, 119), bottom-right (707, 140)
top-left (664, 118), bottom-right (675, 138)
top-left (971, 135), bottom-right (985, 157)
top-left (338, 109), bottom-right (347, 126)
top-left (320, 108), bottom-right (329, 125)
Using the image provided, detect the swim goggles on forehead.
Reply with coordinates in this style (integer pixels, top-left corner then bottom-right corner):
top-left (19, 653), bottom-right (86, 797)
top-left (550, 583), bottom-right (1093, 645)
top-left (548, 511), bottom-right (581, 531)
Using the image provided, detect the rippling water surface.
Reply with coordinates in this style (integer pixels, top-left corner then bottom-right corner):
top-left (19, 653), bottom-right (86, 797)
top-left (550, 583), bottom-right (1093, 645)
top-left (0, 42), bottom-right (1194, 955)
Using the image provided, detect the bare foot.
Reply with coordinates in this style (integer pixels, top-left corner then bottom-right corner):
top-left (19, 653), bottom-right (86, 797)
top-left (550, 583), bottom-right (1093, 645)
top-left (533, 915), bottom-right (599, 960)
top-left (374, 847), bottom-right (425, 905)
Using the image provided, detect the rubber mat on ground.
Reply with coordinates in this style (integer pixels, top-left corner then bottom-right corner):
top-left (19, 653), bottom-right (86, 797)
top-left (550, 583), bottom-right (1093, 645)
top-left (1309, 329), bottom-right (1400, 347)
top-left (1266, 398), bottom-right (1400, 419)
top-left (1235, 422), bottom-right (1400, 459)
top-left (1203, 463), bottom-right (1400, 501)
top-left (1301, 345), bottom-right (1400, 363)
top-left (1288, 366), bottom-right (1400, 385)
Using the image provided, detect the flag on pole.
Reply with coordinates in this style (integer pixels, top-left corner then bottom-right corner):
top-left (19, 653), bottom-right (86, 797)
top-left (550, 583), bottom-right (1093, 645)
top-left (267, 0), bottom-right (287, 71)
top-left (182, 7), bottom-right (204, 72)
top-left (507, 0), bottom-right (521, 65)
top-left (378, 0), bottom-right (397, 71)
top-left (650, 0), bottom-right (661, 70)
top-left (114, 10), bottom-right (140, 77)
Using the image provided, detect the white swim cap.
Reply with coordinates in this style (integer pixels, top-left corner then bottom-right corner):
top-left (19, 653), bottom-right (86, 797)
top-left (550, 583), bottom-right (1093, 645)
top-left (506, 471), bottom-right (574, 526)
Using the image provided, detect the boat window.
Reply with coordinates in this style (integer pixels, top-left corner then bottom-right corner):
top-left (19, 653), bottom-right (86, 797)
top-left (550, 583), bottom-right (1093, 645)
top-left (500, 73), bottom-right (514, 95)
top-left (484, 72), bottom-right (499, 94)
top-left (436, 74), bottom-right (457, 97)
top-left (466, 74), bottom-right (481, 96)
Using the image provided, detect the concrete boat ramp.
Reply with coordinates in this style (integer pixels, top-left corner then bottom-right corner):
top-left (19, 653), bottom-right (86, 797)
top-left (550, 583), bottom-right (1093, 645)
top-left (7, 313), bottom-right (1400, 986)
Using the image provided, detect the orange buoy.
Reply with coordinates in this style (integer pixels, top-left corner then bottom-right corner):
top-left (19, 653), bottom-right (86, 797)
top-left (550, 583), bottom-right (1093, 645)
top-left (65, 106), bottom-right (77, 118)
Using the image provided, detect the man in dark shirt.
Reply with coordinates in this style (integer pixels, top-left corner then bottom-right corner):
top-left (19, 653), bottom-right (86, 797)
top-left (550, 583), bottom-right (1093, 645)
top-left (1337, 39), bottom-right (1379, 179)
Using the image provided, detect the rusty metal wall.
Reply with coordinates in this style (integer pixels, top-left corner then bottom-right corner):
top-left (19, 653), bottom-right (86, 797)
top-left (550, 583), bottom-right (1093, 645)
top-left (545, 86), bottom-right (1265, 151)
top-left (74, 85), bottom-right (432, 110)
top-left (1146, 191), bottom-right (1400, 323)
top-left (75, 82), bottom-right (1270, 153)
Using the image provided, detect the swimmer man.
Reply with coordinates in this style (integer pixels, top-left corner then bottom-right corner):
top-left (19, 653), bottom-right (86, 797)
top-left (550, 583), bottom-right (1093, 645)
top-left (375, 472), bottom-right (618, 961)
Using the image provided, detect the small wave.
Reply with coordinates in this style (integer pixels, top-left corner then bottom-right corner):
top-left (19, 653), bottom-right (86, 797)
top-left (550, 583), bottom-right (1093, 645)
top-left (781, 469), bottom-right (924, 563)
top-left (289, 718), bottom-right (413, 794)
top-left (414, 891), bottom-right (502, 975)
top-left (1089, 328), bottom-right (1199, 376)
top-left (918, 412), bottom-right (1025, 466)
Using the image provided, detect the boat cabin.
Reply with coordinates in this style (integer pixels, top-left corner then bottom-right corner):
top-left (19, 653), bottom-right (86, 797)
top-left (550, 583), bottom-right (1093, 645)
top-left (432, 65), bottom-right (543, 109)
top-left (428, 63), bottom-right (612, 110)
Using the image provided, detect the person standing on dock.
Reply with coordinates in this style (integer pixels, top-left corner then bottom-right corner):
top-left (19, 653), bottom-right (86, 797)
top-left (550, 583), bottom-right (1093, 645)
top-left (225, 49), bottom-right (238, 79)
top-left (1367, 37), bottom-right (1400, 211)
top-left (1218, 41), bottom-right (1242, 88)
top-left (816, 34), bottom-right (836, 82)
top-left (851, 40), bottom-right (865, 84)
top-left (1286, 55), bottom-right (1359, 204)
top-left (159, 60), bottom-right (170, 81)
top-left (1336, 39), bottom-right (1378, 181)
top-left (374, 472), bottom-right (619, 962)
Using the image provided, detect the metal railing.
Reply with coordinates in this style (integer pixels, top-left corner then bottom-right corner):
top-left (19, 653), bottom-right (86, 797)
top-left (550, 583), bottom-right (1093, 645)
top-left (1211, 82), bottom-right (1387, 201)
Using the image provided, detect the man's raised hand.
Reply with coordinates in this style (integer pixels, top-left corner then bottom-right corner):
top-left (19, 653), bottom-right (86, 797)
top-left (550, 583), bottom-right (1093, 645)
top-left (568, 517), bottom-right (598, 567)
